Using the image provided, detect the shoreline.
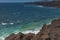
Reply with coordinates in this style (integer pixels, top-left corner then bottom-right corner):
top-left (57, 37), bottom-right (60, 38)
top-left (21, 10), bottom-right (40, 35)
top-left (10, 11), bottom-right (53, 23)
top-left (5, 18), bottom-right (60, 40)
top-left (1, 1), bottom-right (60, 40)
top-left (24, 1), bottom-right (60, 8)
top-left (0, 18), bottom-right (54, 40)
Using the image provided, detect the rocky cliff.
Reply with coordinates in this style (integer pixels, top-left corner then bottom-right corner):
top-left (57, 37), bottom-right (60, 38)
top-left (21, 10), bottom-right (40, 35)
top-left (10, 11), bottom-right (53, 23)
top-left (24, 1), bottom-right (60, 8)
top-left (38, 1), bottom-right (60, 8)
top-left (5, 19), bottom-right (60, 40)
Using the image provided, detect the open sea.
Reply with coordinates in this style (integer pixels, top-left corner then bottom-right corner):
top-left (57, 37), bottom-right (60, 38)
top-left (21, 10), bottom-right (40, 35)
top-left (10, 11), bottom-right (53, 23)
top-left (0, 3), bottom-right (60, 40)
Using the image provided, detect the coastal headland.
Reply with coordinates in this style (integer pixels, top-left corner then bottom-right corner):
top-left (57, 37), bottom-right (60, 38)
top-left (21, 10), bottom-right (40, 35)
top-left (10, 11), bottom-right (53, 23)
top-left (24, 1), bottom-right (60, 8)
top-left (5, 1), bottom-right (60, 40)
top-left (5, 19), bottom-right (60, 40)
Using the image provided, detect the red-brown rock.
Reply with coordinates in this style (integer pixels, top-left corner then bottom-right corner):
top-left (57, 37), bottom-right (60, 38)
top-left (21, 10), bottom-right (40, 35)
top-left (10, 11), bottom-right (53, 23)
top-left (5, 19), bottom-right (60, 40)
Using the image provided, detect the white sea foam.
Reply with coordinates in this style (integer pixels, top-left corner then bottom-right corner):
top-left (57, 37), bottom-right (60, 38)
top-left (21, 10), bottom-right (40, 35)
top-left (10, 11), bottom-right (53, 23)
top-left (36, 5), bottom-right (43, 8)
top-left (9, 23), bottom-right (14, 25)
top-left (0, 30), bottom-right (40, 40)
top-left (0, 33), bottom-right (12, 40)
top-left (13, 30), bottom-right (40, 34)
top-left (1, 23), bottom-right (7, 25)
top-left (0, 37), bottom-right (4, 40)
top-left (22, 27), bottom-right (42, 34)
top-left (0, 19), bottom-right (52, 40)
top-left (46, 22), bottom-right (51, 25)
top-left (14, 26), bottom-right (42, 34)
top-left (0, 24), bottom-right (44, 40)
top-left (1, 22), bottom-right (14, 25)
top-left (22, 30), bottom-right (40, 34)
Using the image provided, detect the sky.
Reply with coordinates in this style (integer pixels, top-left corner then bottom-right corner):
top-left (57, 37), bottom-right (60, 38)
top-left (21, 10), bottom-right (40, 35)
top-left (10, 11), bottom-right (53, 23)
top-left (0, 0), bottom-right (53, 2)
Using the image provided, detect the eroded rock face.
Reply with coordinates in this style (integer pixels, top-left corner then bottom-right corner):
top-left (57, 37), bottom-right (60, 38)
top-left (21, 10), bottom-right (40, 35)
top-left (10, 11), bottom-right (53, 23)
top-left (5, 19), bottom-right (60, 40)
top-left (23, 33), bottom-right (35, 40)
top-left (5, 32), bottom-right (25, 40)
top-left (36, 19), bottom-right (60, 40)
top-left (5, 33), bottom-right (16, 40)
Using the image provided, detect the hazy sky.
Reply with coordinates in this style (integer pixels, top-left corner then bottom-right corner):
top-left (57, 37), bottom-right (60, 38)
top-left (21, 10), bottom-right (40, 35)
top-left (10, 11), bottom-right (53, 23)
top-left (0, 0), bottom-right (53, 2)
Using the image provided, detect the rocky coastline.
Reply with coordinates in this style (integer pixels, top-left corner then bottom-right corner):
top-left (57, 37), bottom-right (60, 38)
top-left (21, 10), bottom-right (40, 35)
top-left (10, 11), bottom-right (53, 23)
top-left (37, 1), bottom-right (60, 8)
top-left (24, 1), bottom-right (60, 8)
top-left (4, 1), bottom-right (60, 40)
top-left (5, 18), bottom-right (60, 40)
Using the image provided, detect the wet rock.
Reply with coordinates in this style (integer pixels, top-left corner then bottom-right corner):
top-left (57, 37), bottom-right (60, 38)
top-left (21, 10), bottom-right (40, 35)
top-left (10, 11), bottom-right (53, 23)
top-left (23, 33), bottom-right (35, 40)
top-left (5, 33), bottom-right (16, 40)
top-left (5, 32), bottom-right (25, 40)
top-left (5, 19), bottom-right (60, 40)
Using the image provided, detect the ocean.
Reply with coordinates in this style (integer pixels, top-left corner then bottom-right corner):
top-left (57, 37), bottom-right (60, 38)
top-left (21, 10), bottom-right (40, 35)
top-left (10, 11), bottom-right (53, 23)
top-left (0, 3), bottom-right (60, 40)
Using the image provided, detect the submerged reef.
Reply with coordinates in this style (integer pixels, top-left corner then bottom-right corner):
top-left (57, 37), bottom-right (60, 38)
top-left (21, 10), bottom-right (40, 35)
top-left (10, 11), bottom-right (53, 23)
top-left (5, 18), bottom-right (60, 40)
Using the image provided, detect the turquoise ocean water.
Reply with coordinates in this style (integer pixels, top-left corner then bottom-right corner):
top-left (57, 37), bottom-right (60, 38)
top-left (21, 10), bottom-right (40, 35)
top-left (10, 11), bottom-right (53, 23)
top-left (0, 3), bottom-right (60, 40)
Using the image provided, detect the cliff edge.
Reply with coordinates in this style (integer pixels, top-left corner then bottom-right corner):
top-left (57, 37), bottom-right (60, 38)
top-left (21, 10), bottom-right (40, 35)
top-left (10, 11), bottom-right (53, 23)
top-left (5, 19), bottom-right (60, 40)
